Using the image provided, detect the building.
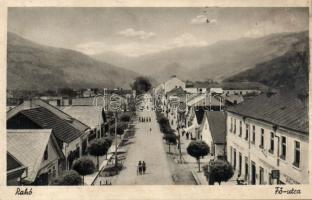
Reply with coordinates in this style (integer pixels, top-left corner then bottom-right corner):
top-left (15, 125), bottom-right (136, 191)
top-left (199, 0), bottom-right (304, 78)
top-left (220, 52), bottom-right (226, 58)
top-left (184, 106), bottom-right (206, 139)
top-left (226, 92), bottom-right (309, 185)
top-left (164, 76), bottom-right (185, 94)
top-left (185, 81), bottom-right (267, 96)
top-left (7, 129), bottom-right (65, 185)
top-left (7, 99), bottom-right (90, 170)
top-left (61, 106), bottom-right (106, 145)
top-left (7, 152), bottom-right (27, 186)
top-left (199, 111), bottom-right (226, 159)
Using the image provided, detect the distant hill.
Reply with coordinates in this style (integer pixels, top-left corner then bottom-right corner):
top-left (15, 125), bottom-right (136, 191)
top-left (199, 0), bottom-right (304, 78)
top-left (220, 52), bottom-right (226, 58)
top-left (7, 32), bottom-right (139, 91)
top-left (92, 31), bottom-right (308, 83)
top-left (225, 33), bottom-right (309, 95)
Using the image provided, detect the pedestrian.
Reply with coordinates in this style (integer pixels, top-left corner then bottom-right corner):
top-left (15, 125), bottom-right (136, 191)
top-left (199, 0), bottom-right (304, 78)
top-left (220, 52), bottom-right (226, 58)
top-left (137, 161), bottom-right (142, 175)
top-left (190, 132), bottom-right (193, 140)
top-left (149, 117), bottom-right (151, 122)
top-left (143, 118), bottom-right (145, 123)
top-left (186, 132), bottom-right (189, 140)
top-left (182, 130), bottom-right (185, 137)
top-left (142, 161), bottom-right (146, 174)
top-left (150, 127), bottom-right (152, 132)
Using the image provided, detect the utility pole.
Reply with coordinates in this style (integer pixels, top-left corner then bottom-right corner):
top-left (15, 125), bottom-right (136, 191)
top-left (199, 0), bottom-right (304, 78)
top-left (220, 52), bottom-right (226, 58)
top-left (114, 111), bottom-right (118, 174)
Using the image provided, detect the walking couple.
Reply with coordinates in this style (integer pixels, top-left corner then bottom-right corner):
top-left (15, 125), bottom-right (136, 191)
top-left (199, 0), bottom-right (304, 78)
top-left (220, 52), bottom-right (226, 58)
top-left (137, 161), bottom-right (146, 175)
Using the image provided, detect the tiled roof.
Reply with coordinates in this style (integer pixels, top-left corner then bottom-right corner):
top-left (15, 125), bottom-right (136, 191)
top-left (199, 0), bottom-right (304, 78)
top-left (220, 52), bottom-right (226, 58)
top-left (7, 99), bottom-right (89, 132)
top-left (20, 107), bottom-right (85, 143)
top-left (226, 93), bottom-right (308, 134)
top-left (205, 111), bottom-right (226, 144)
top-left (7, 129), bottom-right (52, 182)
top-left (61, 106), bottom-right (103, 129)
top-left (166, 87), bottom-right (186, 97)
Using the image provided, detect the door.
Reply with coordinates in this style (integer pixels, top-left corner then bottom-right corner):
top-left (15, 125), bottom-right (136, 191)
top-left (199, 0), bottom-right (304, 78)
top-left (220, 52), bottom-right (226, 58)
top-left (251, 162), bottom-right (256, 185)
top-left (245, 160), bottom-right (249, 181)
top-left (239, 153), bottom-right (242, 175)
top-left (233, 149), bottom-right (237, 170)
top-left (259, 167), bottom-right (264, 185)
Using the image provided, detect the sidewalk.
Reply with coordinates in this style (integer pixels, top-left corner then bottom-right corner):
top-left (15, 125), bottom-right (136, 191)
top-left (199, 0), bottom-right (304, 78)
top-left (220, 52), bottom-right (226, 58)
top-left (84, 137), bottom-right (123, 185)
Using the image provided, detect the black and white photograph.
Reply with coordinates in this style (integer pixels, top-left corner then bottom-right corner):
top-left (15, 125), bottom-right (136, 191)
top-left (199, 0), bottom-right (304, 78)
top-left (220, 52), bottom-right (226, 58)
top-left (5, 4), bottom-right (309, 190)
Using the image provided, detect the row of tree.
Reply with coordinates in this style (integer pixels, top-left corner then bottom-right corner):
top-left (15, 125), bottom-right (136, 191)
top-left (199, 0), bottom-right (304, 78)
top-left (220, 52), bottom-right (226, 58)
top-left (54, 111), bottom-right (134, 185)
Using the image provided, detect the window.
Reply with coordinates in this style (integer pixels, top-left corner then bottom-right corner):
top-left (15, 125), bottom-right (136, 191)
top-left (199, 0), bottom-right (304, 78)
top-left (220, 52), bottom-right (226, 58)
top-left (280, 136), bottom-right (286, 160)
top-left (230, 117), bottom-right (233, 132)
top-left (239, 121), bottom-right (242, 137)
top-left (269, 132), bottom-right (274, 154)
top-left (293, 141), bottom-right (300, 168)
top-left (252, 125), bottom-right (256, 144)
top-left (44, 145), bottom-right (48, 160)
top-left (234, 119), bottom-right (236, 134)
top-left (245, 124), bottom-right (249, 141)
top-left (259, 128), bottom-right (264, 148)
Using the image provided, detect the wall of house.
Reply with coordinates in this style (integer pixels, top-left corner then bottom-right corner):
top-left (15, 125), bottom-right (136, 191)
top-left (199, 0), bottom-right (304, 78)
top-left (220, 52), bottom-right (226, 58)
top-left (226, 112), bottom-right (309, 184)
top-left (200, 116), bottom-right (225, 158)
top-left (223, 89), bottom-right (261, 96)
top-left (37, 138), bottom-right (60, 183)
top-left (164, 78), bottom-right (185, 93)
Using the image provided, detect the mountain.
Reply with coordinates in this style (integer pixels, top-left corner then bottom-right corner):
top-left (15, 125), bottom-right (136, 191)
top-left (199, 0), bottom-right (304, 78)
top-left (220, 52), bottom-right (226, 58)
top-left (7, 32), bottom-right (139, 91)
top-left (225, 32), bottom-right (309, 95)
top-left (92, 31), bottom-right (308, 82)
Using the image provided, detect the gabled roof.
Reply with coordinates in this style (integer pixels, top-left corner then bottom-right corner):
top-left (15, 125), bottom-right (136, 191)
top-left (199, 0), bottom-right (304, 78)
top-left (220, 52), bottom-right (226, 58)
top-left (205, 111), bottom-right (226, 144)
top-left (60, 106), bottom-right (103, 129)
top-left (166, 87), bottom-right (186, 97)
top-left (19, 107), bottom-right (85, 143)
top-left (194, 107), bottom-right (206, 125)
top-left (7, 99), bottom-right (89, 132)
top-left (7, 129), bottom-right (54, 182)
top-left (226, 92), bottom-right (308, 134)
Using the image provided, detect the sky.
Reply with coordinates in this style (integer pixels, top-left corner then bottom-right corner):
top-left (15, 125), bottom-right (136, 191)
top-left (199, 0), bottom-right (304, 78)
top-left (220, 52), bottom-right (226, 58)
top-left (8, 7), bottom-right (309, 57)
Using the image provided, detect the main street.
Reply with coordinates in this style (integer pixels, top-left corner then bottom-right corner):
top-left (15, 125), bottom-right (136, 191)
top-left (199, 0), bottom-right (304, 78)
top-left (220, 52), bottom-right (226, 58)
top-left (115, 94), bottom-right (173, 185)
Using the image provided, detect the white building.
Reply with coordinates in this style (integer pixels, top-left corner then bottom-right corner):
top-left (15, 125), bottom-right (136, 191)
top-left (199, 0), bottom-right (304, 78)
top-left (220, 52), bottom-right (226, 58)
top-left (226, 92), bottom-right (309, 185)
top-left (199, 111), bottom-right (226, 159)
top-left (164, 76), bottom-right (185, 94)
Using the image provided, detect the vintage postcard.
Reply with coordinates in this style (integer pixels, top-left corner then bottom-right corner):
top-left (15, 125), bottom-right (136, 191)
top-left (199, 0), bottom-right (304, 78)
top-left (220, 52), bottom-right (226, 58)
top-left (0, 0), bottom-right (311, 199)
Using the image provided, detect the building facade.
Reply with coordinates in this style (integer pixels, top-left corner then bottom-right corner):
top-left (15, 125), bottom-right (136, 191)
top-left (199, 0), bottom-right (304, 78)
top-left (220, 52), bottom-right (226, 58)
top-left (226, 93), bottom-right (309, 185)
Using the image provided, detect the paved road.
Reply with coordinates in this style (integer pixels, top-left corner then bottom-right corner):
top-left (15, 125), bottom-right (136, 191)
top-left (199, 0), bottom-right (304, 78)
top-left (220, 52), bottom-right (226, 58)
top-left (115, 94), bottom-right (173, 185)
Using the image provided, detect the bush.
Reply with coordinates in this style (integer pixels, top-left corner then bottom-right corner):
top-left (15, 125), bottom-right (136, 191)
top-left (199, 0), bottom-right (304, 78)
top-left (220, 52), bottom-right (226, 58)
top-left (88, 139), bottom-right (110, 169)
top-left (120, 113), bottom-right (131, 122)
top-left (72, 157), bottom-right (95, 185)
top-left (204, 160), bottom-right (234, 185)
top-left (52, 170), bottom-right (82, 185)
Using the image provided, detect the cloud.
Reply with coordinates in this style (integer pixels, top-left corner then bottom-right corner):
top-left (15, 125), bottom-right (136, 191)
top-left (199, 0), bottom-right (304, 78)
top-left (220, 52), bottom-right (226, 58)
top-left (117, 28), bottom-right (155, 39)
top-left (76, 33), bottom-right (208, 57)
top-left (190, 15), bottom-right (217, 24)
top-left (170, 33), bottom-right (208, 48)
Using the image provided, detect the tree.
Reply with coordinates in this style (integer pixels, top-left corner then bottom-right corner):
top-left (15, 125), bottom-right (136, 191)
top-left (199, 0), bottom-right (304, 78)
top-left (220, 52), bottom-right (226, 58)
top-left (58, 87), bottom-right (76, 97)
top-left (103, 137), bottom-right (113, 159)
top-left (203, 160), bottom-right (234, 185)
top-left (163, 133), bottom-right (177, 154)
top-left (52, 170), bottom-right (82, 185)
top-left (88, 139), bottom-right (110, 170)
top-left (130, 76), bottom-right (152, 95)
top-left (120, 113), bottom-right (131, 122)
top-left (187, 141), bottom-right (209, 172)
top-left (109, 123), bottom-right (126, 138)
top-left (72, 157), bottom-right (95, 185)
